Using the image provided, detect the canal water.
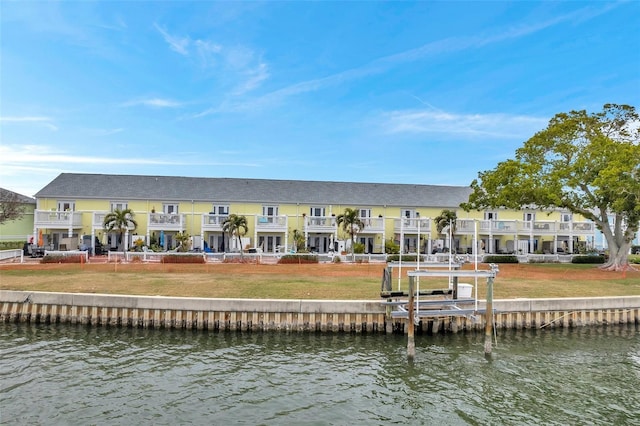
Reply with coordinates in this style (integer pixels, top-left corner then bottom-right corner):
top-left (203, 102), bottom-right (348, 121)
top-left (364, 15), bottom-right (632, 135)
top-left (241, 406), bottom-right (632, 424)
top-left (1, 323), bottom-right (638, 425)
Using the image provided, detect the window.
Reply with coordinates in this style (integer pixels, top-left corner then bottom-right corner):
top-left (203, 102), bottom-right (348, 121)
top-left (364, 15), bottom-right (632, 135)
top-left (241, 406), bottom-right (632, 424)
top-left (310, 206), bottom-right (325, 217)
top-left (359, 208), bottom-right (372, 218)
top-left (561, 213), bottom-right (572, 222)
top-left (402, 209), bottom-right (416, 219)
top-left (164, 203), bottom-right (179, 214)
top-left (57, 201), bottom-right (75, 211)
top-left (110, 202), bottom-right (128, 212)
top-left (484, 211), bottom-right (497, 220)
top-left (523, 212), bottom-right (535, 221)
top-left (263, 205), bottom-right (279, 216)
top-left (212, 204), bottom-right (229, 215)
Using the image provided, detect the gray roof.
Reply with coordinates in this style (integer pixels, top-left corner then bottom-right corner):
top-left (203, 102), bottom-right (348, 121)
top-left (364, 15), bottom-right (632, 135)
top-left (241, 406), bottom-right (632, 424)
top-left (35, 173), bottom-right (472, 208)
top-left (0, 188), bottom-right (36, 204)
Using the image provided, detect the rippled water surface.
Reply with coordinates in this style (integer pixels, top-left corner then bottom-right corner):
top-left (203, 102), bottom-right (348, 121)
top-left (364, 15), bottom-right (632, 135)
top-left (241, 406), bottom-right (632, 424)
top-left (1, 323), bottom-right (639, 425)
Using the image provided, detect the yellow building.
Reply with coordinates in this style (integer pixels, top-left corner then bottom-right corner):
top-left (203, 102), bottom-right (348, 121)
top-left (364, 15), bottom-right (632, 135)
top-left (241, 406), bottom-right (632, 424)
top-left (33, 173), bottom-right (595, 255)
top-left (0, 188), bottom-right (36, 244)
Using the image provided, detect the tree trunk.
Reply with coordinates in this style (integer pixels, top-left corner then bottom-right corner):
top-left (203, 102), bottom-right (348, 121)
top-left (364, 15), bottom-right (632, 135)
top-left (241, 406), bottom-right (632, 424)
top-left (600, 238), bottom-right (631, 271)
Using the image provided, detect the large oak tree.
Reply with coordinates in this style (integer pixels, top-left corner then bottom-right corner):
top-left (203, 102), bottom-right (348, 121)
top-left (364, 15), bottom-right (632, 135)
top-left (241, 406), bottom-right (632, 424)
top-left (462, 104), bottom-right (639, 271)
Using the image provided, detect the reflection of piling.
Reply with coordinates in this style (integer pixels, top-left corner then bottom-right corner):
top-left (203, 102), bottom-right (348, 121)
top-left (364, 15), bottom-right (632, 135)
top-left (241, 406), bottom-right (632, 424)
top-left (407, 276), bottom-right (415, 359)
top-left (484, 274), bottom-right (494, 355)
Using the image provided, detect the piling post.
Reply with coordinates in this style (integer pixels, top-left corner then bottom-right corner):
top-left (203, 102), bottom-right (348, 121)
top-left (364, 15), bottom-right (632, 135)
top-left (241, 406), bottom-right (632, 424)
top-left (484, 274), bottom-right (494, 356)
top-left (407, 275), bottom-right (415, 359)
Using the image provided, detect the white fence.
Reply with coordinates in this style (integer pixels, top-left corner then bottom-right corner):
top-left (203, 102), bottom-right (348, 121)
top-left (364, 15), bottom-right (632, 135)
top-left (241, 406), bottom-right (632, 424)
top-left (0, 249), bottom-right (24, 263)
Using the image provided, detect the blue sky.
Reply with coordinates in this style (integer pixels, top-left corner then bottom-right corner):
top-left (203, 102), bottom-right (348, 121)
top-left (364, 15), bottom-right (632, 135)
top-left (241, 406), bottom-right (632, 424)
top-left (1, 1), bottom-right (638, 198)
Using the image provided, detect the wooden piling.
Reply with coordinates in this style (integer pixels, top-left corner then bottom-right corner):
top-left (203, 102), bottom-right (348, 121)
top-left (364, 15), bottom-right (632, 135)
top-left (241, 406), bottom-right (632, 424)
top-left (407, 276), bottom-right (415, 359)
top-left (484, 275), bottom-right (494, 355)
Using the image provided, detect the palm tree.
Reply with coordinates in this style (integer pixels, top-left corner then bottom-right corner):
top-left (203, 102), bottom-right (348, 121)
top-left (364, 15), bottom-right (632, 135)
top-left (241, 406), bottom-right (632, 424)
top-left (175, 232), bottom-right (191, 252)
top-left (336, 207), bottom-right (365, 262)
top-left (434, 209), bottom-right (457, 253)
top-left (103, 208), bottom-right (138, 252)
top-left (222, 214), bottom-right (249, 256)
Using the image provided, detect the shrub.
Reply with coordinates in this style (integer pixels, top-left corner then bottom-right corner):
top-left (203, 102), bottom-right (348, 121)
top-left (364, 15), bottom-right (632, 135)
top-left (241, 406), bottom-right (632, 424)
top-left (386, 254), bottom-right (419, 262)
top-left (352, 242), bottom-right (365, 254)
top-left (332, 256), bottom-right (341, 263)
top-left (0, 241), bottom-right (24, 250)
top-left (483, 255), bottom-right (519, 264)
top-left (384, 239), bottom-right (400, 254)
top-left (629, 255), bottom-right (640, 265)
top-left (41, 255), bottom-right (84, 264)
top-left (571, 255), bottom-right (606, 264)
top-left (161, 254), bottom-right (205, 264)
top-left (277, 254), bottom-right (319, 264)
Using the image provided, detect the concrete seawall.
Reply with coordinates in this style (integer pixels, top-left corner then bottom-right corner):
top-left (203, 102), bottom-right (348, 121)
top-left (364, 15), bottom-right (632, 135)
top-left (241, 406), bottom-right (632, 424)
top-left (1, 290), bottom-right (638, 333)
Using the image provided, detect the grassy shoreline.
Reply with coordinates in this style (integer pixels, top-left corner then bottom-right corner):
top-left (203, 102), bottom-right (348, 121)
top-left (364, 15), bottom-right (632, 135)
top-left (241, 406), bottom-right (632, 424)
top-left (1, 262), bottom-right (638, 300)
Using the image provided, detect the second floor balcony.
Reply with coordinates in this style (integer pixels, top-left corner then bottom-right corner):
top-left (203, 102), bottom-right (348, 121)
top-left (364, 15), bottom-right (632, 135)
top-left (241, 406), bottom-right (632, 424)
top-left (255, 215), bottom-right (288, 232)
top-left (305, 215), bottom-right (337, 233)
top-left (456, 219), bottom-right (595, 236)
top-left (393, 218), bottom-right (431, 233)
top-left (148, 213), bottom-right (185, 231)
top-left (34, 210), bottom-right (83, 229)
top-left (202, 214), bottom-right (229, 232)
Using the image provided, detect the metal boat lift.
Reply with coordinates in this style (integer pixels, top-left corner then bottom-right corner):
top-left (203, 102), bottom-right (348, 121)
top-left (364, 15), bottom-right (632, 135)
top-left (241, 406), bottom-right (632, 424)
top-left (381, 263), bottom-right (499, 358)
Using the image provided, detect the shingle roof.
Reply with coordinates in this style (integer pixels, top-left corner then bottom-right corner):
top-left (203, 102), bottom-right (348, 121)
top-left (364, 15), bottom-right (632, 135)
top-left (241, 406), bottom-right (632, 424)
top-left (0, 188), bottom-right (36, 204)
top-left (35, 173), bottom-right (472, 208)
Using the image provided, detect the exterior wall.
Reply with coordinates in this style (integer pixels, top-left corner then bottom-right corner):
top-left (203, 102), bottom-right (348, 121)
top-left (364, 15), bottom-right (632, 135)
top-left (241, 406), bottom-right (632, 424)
top-left (32, 195), bottom-right (595, 254)
top-left (0, 204), bottom-right (35, 242)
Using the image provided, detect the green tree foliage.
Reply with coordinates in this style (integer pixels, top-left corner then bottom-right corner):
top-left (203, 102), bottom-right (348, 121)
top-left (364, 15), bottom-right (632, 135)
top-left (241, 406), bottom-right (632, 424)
top-left (222, 214), bottom-right (249, 256)
top-left (175, 232), bottom-right (192, 252)
top-left (336, 207), bottom-right (365, 261)
top-left (434, 209), bottom-right (458, 251)
top-left (462, 104), bottom-right (639, 271)
top-left (0, 189), bottom-right (27, 225)
top-left (292, 229), bottom-right (305, 252)
top-left (103, 208), bottom-right (138, 252)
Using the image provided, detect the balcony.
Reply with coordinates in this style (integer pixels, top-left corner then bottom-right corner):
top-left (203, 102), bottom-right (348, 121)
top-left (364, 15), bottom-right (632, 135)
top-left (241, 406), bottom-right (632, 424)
top-left (559, 221), bottom-right (594, 235)
top-left (148, 213), bottom-right (185, 231)
top-left (393, 218), bottom-right (431, 233)
top-left (34, 210), bottom-right (83, 229)
top-left (202, 214), bottom-right (229, 232)
top-left (456, 219), bottom-right (595, 236)
top-left (360, 217), bottom-right (385, 233)
top-left (255, 215), bottom-right (288, 232)
top-left (305, 216), bottom-right (337, 233)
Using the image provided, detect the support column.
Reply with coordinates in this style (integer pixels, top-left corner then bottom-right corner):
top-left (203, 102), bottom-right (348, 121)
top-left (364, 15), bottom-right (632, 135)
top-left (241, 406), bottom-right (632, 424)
top-left (407, 275), bottom-right (415, 359)
top-left (484, 275), bottom-right (494, 356)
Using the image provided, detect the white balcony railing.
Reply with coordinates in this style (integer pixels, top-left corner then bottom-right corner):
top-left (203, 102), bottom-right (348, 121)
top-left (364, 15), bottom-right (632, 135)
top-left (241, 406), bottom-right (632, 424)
top-left (256, 215), bottom-right (287, 230)
top-left (393, 218), bottom-right (431, 232)
top-left (305, 216), bottom-right (337, 232)
top-left (456, 219), bottom-right (594, 235)
top-left (148, 213), bottom-right (185, 231)
top-left (201, 214), bottom-right (229, 231)
top-left (34, 210), bottom-right (83, 228)
top-left (360, 217), bottom-right (385, 232)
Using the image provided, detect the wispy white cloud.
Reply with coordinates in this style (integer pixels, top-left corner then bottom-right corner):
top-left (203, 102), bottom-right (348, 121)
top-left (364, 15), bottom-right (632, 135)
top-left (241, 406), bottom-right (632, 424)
top-left (121, 98), bottom-right (183, 108)
top-left (380, 109), bottom-right (548, 139)
top-left (233, 62), bottom-right (270, 96)
top-left (154, 23), bottom-right (189, 55)
top-left (94, 128), bottom-right (124, 136)
top-left (154, 24), bottom-right (269, 98)
top-left (0, 116), bottom-right (58, 131)
top-left (208, 3), bottom-right (619, 115)
top-left (0, 144), bottom-right (260, 168)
